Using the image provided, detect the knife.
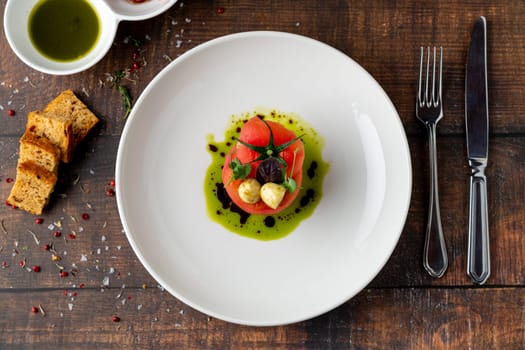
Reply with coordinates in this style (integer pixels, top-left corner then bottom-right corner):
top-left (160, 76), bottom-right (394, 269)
top-left (465, 16), bottom-right (490, 285)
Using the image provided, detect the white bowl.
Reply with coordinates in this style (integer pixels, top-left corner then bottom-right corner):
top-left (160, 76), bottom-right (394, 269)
top-left (3, 0), bottom-right (178, 75)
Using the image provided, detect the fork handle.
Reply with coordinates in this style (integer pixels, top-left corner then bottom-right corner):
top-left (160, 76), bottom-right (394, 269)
top-left (423, 123), bottom-right (448, 278)
top-left (467, 167), bottom-right (490, 285)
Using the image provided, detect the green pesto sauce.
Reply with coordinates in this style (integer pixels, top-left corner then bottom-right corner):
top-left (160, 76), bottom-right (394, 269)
top-left (204, 108), bottom-right (330, 241)
top-left (28, 0), bottom-right (100, 62)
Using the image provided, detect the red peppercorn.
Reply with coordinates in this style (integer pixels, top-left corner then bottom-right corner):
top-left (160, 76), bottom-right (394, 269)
top-left (53, 231), bottom-right (61, 238)
top-left (60, 271), bottom-right (68, 278)
top-left (109, 179), bottom-right (116, 187)
top-left (35, 218), bottom-right (44, 225)
top-left (105, 188), bottom-right (115, 197)
top-left (43, 244), bottom-right (50, 251)
top-left (63, 290), bottom-right (68, 296)
top-left (7, 109), bottom-right (15, 117)
top-left (79, 283), bottom-right (85, 288)
top-left (19, 260), bottom-right (25, 267)
top-left (112, 315), bottom-right (121, 322)
top-left (132, 51), bottom-right (139, 60)
top-left (32, 265), bottom-right (41, 272)
top-left (5, 178), bottom-right (13, 183)
top-left (131, 62), bottom-right (140, 71)
top-left (68, 233), bottom-right (76, 240)
top-left (81, 213), bottom-right (90, 220)
top-left (217, 6), bottom-right (225, 14)
top-left (31, 306), bottom-right (38, 313)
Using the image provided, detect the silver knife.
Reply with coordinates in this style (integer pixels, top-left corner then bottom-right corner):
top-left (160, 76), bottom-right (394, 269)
top-left (465, 16), bottom-right (490, 285)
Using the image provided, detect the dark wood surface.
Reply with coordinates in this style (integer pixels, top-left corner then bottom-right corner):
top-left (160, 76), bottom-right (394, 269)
top-left (1, 0), bottom-right (524, 348)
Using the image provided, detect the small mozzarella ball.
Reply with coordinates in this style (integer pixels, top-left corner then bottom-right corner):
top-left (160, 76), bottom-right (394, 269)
top-left (260, 182), bottom-right (286, 209)
top-left (238, 178), bottom-right (261, 204)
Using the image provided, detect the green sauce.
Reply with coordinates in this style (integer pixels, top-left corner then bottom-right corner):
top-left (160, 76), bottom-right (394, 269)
top-left (28, 0), bottom-right (100, 62)
top-left (204, 108), bottom-right (330, 241)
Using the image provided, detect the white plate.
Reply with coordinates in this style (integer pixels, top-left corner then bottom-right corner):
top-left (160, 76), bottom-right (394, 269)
top-left (116, 31), bottom-right (412, 326)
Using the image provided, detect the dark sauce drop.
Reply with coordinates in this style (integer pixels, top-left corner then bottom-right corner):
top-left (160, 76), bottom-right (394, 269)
top-left (208, 144), bottom-right (218, 152)
top-left (264, 216), bottom-right (276, 227)
top-left (307, 161), bottom-right (318, 179)
top-left (300, 189), bottom-right (316, 207)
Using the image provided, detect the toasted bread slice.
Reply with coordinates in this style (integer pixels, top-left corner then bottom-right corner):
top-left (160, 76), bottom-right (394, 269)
top-left (19, 130), bottom-right (60, 174)
top-left (26, 110), bottom-right (74, 163)
top-left (7, 161), bottom-right (58, 215)
top-left (44, 89), bottom-right (99, 144)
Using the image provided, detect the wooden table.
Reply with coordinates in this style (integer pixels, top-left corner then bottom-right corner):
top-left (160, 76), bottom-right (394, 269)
top-left (1, 0), bottom-right (524, 348)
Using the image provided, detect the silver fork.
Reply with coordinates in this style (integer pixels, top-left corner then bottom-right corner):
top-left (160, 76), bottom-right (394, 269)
top-left (416, 46), bottom-right (448, 278)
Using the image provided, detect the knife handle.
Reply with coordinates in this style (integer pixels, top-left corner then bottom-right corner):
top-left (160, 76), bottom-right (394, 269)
top-left (467, 168), bottom-right (490, 284)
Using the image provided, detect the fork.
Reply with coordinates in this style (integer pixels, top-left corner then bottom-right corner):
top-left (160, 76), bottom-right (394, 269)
top-left (416, 46), bottom-right (448, 278)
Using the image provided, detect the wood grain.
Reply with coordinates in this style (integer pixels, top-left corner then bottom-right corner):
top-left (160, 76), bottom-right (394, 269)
top-left (0, 0), bottom-right (524, 348)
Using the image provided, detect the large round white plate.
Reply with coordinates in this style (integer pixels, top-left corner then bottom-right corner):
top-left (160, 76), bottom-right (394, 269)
top-left (116, 31), bottom-right (412, 326)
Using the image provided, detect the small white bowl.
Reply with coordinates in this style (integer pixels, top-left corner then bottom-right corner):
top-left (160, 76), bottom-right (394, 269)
top-left (3, 0), bottom-right (178, 75)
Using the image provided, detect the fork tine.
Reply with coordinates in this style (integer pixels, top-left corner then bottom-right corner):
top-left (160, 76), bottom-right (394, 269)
top-left (438, 46), bottom-right (443, 105)
top-left (431, 47), bottom-right (436, 106)
top-left (418, 47), bottom-right (423, 106)
top-left (425, 47), bottom-right (430, 106)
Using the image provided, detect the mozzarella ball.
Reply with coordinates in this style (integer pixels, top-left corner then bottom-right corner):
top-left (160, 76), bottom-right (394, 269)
top-left (238, 178), bottom-right (261, 204)
top-left (260, 182), bottom-right (286, 209)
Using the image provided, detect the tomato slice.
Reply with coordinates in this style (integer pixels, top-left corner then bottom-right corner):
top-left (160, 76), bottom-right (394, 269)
top-left (222, 117), bottom-right (305, 215)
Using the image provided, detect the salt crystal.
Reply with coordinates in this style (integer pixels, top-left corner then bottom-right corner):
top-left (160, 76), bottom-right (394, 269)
top-left (102, 276), bottom-right (110, 286)
top-left (185, 18), bottom-right (191, 23)
top-left (101, 235), bottom-right (107, 242)
top-left (109, 267), bottom-right (115, 274)
top-left (47, 224), bottom-right (55, 230)
top-left (137, 304), bottom-right (142, 311)
top-left (68, 303), bottom-right (73, 311)
top-left (145, 34), bottom-right (151, 41)
top-left (97, 248), bottom-right (101, 255)
top-left (80, 255), bottom-right (88, 263)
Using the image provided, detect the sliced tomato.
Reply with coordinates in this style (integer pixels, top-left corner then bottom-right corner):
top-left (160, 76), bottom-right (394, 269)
top-left (222, 116), bottom-right (305, 215)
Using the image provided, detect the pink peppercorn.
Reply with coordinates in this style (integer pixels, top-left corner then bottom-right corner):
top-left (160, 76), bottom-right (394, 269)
top-left (32, 265), bottom-right (41, 272)
top-left (81, 213), bottom-right (90, 220)
top-left (31, 306), bottom-right (38, 313)
top-left (60, 271), bottom-right (68, 278)
top-left (35, 218), bottom-right (44, 225)
top-left (7, 109), bottom-right (15, 117)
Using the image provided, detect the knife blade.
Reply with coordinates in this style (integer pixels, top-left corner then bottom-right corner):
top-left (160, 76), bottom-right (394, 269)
top-left (465, 16), bottom-right (490, 285)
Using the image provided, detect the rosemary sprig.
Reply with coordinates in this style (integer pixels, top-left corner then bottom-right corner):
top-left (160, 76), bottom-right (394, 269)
top-left (112, 70), bottom-right (133, 118)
